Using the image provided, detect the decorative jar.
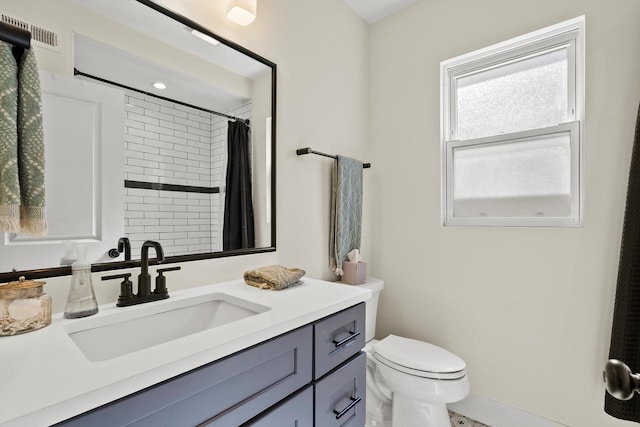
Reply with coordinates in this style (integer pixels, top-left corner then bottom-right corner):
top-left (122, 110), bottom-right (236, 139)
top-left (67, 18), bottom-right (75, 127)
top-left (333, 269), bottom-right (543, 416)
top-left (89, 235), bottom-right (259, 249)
top-left (0, 276), bottom-right (51, 336)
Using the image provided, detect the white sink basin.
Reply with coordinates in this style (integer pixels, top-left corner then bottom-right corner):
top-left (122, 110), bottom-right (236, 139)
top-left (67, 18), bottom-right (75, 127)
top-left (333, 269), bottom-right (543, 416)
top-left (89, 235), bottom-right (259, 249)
top-left (63, 293), bottom-right (270, 362)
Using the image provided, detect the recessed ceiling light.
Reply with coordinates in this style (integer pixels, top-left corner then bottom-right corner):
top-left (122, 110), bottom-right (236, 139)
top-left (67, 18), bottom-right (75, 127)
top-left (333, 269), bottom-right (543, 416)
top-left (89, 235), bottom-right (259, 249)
top-left (189, 29), bottom-right (220, 46)
top-left (226, 0), bottom-right (257, 26)
top-left (152, 82), bottom-right (166, 90)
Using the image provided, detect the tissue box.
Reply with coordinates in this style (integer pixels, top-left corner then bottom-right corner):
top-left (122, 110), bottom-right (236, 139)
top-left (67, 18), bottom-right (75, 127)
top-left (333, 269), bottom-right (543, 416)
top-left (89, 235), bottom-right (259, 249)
top-left (342, 261), bottom-right (367, 285)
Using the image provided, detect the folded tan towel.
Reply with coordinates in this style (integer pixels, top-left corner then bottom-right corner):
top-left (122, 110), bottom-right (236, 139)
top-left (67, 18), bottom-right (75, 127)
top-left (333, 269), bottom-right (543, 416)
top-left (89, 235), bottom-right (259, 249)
top-left (244, 265), bottom-right (305, 290)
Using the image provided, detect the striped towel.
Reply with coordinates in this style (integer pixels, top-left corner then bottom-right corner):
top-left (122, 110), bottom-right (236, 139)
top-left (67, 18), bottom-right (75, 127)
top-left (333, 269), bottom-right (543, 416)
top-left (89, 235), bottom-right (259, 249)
top-left (0, 42), bottom-right (20, 232)
top-left (17, 46), bottom-right (47, 236)
top-left (0, 42), bottom-right (47, 236)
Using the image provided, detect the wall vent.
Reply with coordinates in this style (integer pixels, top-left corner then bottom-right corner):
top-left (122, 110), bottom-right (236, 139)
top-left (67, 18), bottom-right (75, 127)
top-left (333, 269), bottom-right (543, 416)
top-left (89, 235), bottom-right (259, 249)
top-left (1, 14), bottom-right (59, 50)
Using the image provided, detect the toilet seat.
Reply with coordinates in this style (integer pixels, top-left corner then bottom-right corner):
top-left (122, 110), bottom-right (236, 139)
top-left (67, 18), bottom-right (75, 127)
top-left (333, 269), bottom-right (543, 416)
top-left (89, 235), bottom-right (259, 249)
top-left (372, 335), bottom-right (466, 380)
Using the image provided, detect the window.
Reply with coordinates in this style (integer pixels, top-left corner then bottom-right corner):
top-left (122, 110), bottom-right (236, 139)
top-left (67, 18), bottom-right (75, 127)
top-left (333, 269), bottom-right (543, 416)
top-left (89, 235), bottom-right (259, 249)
top-left (441, 17), bottom-right (584, 227)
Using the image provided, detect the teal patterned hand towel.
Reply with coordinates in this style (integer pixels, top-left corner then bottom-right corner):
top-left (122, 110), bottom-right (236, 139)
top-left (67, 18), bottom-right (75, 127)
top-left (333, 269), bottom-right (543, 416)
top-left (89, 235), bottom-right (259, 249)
top-left (0, 42), bottom-right (20, 232)
top-left (330, 155), bottom-right (363, 276)
top-left (17, 46), bottom-right (47, 236)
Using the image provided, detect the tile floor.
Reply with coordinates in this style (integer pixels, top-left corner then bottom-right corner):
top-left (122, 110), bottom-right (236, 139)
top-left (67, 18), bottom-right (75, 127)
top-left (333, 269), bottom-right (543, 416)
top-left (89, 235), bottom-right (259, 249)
top-left (449, 411), bottom-right (490, 427)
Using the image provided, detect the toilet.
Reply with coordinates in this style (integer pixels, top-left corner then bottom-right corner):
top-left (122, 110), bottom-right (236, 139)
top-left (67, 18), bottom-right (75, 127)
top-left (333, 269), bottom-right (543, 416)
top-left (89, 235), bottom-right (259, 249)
top-left (357, 277), bottom-right (470, 427)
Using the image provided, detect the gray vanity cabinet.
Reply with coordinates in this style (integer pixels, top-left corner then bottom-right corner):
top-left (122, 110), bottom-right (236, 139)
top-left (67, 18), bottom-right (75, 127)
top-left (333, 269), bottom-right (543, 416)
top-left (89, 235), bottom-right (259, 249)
top-left (56, 325), bottom-right (313, 427)
top-left (313, 303), bottom-right (366, 426)
top-left (56, 303), bottom-right (366, 427)
top-left (314, 302), bottom-right (366, 379)
top-left (315, 352), bottom-right (366, 426)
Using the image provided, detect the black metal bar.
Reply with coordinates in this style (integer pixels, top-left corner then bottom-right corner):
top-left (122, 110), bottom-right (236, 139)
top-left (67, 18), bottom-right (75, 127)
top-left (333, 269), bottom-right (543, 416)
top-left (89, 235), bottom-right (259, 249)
top-left (0, 21), bottom-right (31, 50)
top-left (0, 246), bottom-right (277, 284)
top-left (333, 396), bottom-right (362, 419)
top-left (73, 68), bottom-right (249, 125)
top-left (332, 330), bottom-right (361, 348)
top-left (296, 147), bottom-right (371, 168)
top-left (0, 266), bottom-right (71, 284)
top-left (125, 180), bottom-right (220, 194)
top-left (136, 0), bottom-right (276, 69)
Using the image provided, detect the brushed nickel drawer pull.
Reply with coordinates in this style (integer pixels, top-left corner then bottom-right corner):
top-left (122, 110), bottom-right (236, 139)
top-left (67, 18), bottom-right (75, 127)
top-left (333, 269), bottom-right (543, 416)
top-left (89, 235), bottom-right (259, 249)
top-left (333, 396), bottom-right (362, 419)
top-left (333, 330), bottom-right (360, 348)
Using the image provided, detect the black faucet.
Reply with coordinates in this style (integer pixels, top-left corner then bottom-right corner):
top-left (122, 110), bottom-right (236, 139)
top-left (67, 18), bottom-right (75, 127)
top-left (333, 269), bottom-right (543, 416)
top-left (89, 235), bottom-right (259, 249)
top-left (138, 240), bottom-right (165, 298)
top-left (102, 240), bottom-right (181, 307)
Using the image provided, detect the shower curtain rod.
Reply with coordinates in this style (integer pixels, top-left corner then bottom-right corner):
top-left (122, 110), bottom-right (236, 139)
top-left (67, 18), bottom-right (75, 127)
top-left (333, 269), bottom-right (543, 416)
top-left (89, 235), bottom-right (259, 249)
top-left (296, 147), bottom-right (371, 168)
top-left (0, 21), bottom-right (31, 50)
top-left (73, 68), bottom-right (250, 125)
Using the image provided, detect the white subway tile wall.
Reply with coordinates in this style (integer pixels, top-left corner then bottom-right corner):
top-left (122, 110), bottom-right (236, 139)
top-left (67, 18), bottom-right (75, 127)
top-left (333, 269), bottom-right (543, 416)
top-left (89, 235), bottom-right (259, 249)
top-left (123, 90), bottom-right (252, 257)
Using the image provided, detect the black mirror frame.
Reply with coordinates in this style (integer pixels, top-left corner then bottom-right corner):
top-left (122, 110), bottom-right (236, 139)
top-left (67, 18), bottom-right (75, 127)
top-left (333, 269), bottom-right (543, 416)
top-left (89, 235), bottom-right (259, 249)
top-left (0, 0), bottom-right (276, 283)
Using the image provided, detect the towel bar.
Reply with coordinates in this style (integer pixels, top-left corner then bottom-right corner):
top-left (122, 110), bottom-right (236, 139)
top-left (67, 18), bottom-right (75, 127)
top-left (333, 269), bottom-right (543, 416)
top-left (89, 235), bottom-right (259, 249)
top-left (296, 147), bottom-right (371, 168)
top-left (0, 21), bottom-right (31, 50)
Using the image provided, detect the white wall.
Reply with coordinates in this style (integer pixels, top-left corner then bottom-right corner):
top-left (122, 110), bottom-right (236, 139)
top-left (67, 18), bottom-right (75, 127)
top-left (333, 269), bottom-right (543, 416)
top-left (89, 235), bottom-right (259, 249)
top-left (252, 72), bottom-right (274, 249)
top-left (369, 1), bottom-right (640, 426)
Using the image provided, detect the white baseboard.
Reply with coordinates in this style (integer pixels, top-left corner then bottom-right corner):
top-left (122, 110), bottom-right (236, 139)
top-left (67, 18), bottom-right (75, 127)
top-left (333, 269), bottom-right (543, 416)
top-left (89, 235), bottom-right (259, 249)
top-left (448, 392), bottom-right (568, 427)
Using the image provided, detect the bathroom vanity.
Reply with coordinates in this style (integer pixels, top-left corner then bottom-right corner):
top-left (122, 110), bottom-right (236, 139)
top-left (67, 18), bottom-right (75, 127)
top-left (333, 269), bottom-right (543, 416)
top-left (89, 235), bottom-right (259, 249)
top-left (0, 279), bottom-right (369, 426)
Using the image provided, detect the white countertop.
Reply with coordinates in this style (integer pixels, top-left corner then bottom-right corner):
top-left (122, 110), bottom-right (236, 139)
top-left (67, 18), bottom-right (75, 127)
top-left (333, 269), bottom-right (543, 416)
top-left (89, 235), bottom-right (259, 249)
top-left (0, 278), bottom-right (370, 426)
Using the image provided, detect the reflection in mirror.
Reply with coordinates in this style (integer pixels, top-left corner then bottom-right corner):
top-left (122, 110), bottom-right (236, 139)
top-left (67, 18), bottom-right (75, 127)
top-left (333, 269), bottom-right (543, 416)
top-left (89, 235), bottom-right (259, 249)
top-left (0, 0), bottom-right (275, 277)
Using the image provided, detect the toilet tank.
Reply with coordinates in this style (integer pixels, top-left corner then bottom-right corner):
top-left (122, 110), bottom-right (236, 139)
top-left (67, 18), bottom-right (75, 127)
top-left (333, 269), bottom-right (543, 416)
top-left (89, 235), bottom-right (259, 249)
top-left (357, 277), bottom-right (384, 342)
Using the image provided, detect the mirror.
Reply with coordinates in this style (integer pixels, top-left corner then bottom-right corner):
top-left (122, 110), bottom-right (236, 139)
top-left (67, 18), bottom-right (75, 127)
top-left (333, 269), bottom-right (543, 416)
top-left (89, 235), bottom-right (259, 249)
top-left (0, 0), bottom-right (276, 280)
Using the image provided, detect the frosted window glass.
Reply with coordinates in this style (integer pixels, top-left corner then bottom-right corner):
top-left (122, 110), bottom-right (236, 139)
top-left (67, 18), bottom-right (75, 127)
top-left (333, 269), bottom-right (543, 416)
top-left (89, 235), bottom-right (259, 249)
top-left (456, 48), bottom-right (568, 140)
top-left (452, 132), bottom-right (571, 217)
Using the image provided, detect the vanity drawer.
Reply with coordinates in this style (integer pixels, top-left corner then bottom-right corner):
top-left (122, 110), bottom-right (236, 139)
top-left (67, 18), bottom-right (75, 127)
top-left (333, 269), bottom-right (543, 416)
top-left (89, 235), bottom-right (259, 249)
top-left (314, 352), bottom-right (366, 427)
top-left (314, 302), bottom-right (365, 379)
top-left (241, 385), bottom-right (313, 426)
top-left (56, 325), bottom-right (312, 427)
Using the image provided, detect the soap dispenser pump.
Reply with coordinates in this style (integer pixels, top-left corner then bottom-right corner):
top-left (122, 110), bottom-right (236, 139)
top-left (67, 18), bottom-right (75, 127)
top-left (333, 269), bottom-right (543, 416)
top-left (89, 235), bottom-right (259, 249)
top-left (64, 244), bottom-right (99, 318)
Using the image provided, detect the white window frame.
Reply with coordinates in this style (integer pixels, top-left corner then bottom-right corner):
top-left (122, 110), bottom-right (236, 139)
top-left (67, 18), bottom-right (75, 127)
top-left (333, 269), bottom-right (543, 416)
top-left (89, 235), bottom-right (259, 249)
top-left (440, 16), bottom-right (585, 227)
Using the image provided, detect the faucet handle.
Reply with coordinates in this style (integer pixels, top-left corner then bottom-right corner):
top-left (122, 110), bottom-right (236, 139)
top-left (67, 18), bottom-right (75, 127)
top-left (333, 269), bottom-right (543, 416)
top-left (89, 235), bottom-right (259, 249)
top-left (107, 248), bottom-right (119, 258)
top-left (157, 267), bottom-right (181, 273)
top-left (155, 266), bottom-right (181, 296)
top-left (102, 273), bottom-right (134, 306)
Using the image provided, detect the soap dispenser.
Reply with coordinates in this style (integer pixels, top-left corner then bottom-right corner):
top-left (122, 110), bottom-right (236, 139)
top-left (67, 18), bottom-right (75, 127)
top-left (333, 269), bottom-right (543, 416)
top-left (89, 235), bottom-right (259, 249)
top-left (64, 244), bottom-right (99, 318)
top-left (59, 241), bottom-right (77, 266)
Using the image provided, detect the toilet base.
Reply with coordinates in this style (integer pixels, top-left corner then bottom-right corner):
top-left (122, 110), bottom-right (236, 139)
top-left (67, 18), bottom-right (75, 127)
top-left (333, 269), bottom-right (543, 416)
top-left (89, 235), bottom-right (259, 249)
top-left (366, 358), bottom-right (392, 426)
top-left (392, 394), bottom-right (450, 427)
top-left (365, 415), bottom-right (392, 427)
top-left (366, 395), bottom-right (392, 427)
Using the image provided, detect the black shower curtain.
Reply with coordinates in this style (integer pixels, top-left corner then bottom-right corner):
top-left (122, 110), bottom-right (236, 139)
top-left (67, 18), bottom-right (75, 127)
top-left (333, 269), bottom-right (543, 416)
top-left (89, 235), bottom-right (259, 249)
top-left (606, 102), bottom-right (640, 422)
top-left (223, 120), bottom-right (255, 251)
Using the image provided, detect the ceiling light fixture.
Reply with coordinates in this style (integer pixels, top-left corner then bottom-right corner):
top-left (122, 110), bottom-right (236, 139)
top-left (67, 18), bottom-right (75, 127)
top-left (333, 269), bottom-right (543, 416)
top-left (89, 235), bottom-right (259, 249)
top-left (152, 81), bottom-right (166, 90)
top-left (189, 29), bottom-right (220, 46)
top-left (226, 0), bottom-right (257, 26)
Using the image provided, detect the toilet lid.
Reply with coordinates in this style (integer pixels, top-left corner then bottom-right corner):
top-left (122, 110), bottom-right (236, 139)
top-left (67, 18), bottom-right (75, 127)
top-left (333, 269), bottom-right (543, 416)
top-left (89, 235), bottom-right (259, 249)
top-left (373, 335), bottom-right (466, 380)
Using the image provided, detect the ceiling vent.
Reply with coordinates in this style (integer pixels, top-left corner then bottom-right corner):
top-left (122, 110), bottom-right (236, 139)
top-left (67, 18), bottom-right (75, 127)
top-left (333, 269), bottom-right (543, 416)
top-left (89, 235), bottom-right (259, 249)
top-left (1, 14), bottom-right (59, 51)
